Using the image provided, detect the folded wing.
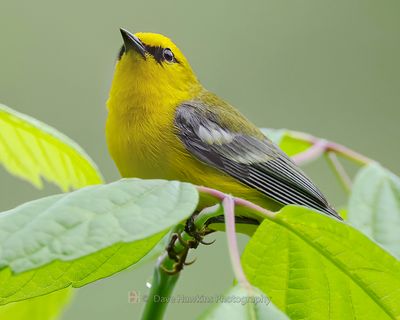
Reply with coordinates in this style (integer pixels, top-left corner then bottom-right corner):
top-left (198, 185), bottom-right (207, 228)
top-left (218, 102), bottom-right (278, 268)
top-left (174, 100), bottom-right (342, 220)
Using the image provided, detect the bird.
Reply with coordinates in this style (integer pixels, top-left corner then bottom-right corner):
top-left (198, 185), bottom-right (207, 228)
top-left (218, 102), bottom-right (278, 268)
top-left (106, 28), bottom-right (342, 221)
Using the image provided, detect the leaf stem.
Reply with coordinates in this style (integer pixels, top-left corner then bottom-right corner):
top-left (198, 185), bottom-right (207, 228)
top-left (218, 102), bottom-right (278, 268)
top-left (222, 196), bottom-right (261, 319)
top-left (222, 196), bottom-right (251, 288)
top-left (325, 152), bottom-right (352, 194)
top-left (197, 186), bottom-right (277, 220)
top-left (290, 138), bottom-right (328, 166)
top-left (288, 131), bottom-right (373, 166)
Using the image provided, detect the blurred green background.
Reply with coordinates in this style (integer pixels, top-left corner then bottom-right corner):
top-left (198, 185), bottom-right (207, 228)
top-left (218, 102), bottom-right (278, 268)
top-left (1, 0), bottom-right (399, 319)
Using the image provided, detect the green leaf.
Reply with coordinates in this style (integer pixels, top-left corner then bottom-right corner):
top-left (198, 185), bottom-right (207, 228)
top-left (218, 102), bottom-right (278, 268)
top-left (199, 285), bottom-right (289, 320)
top-left (261, 129), bottom-right (312, 157)
top-left (242, 205), bottom-right (400, 320)
top-left (348, 163), bottom-right (400, 258)
top-left (0, 103), bottom-right (103, 190)
top-left (338, 208), bottom-right (347, 220)
top-left (260, 128), bottom-right (286, 145)
top-left (0, 179), bottom-right (198, 305)
top-left (0, 289), bottom-right (72, 320)
top-left (279, 135), bottom-right (313, 157)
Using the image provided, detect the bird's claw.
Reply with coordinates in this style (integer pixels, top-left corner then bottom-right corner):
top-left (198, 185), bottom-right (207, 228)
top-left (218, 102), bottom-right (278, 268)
top-left (200, 238), bottom-right (216, 245)
top-left (166, 233), bottom-right (180, 262)
top-left (162, 215), bottom-right (216, 274)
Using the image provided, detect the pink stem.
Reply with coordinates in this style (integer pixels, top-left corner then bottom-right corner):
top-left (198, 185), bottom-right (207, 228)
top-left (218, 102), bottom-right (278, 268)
top-left (291, 139), bottom-right (328, 166)
top-left (197, 186), bottom-right (227, 200)
top-left (233, 197), bottom-right (276, 219)
top-left (196, 186), bottom-right (279, 292)
top-left (197, 186), bottom-right (277, 219)
top-left (326, 152), bottom-right (352, 192)
top-left (288, 131), bottom-right (373, 166)
top-left (222, 196), bottom-right (251, 287)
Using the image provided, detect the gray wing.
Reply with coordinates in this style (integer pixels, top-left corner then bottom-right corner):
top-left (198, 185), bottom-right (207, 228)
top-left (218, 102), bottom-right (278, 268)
top-left (174, 102), bottom-right (342, 220)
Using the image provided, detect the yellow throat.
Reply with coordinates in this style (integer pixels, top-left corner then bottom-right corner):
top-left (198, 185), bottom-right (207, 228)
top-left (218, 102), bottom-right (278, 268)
top-left (106, 31), bottom-right (203, 178)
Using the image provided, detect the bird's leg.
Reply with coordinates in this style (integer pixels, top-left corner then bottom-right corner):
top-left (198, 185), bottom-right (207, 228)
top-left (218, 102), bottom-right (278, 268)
top-left (166, 233), bottom-right (180, 262)
top-left (184, 204), bottom-right (223, 246)
top-left (163, 232), bottom-right (193, 275)
top-left (162, 205), bottom-right (222, 274)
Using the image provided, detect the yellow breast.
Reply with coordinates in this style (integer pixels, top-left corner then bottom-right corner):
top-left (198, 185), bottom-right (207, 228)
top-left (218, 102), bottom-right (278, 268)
top-left (106, 102), bottom-right (279, 212)
top-left (106, 104), bottom-right (174, 179)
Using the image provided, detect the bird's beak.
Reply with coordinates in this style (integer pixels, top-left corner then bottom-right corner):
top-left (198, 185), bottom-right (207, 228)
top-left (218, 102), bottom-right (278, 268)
top-left (120, 28), bottom-right (146, 59)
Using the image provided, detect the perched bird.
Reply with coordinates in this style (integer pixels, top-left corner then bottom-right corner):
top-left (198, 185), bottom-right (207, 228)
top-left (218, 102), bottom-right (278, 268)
top-left (106, 28), bottom-right (342, 221)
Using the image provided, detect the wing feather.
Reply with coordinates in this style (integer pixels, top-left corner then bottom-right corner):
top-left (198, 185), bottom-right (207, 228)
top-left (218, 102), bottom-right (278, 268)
top-left (175, 101), bottom-right (342, 220)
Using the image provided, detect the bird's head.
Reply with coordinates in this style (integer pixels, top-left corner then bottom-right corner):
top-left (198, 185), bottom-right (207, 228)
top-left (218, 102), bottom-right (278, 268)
top-left (109, 29), bottom-right (201, 110)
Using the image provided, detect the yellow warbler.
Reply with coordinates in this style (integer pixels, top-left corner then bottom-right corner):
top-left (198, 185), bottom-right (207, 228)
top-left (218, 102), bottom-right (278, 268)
top-left (106, 29), bottom-right (341, 221)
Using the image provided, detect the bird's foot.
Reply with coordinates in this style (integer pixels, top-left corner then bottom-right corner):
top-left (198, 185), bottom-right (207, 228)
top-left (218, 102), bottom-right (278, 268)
top-left (162, 213), bottom-right (216, 275)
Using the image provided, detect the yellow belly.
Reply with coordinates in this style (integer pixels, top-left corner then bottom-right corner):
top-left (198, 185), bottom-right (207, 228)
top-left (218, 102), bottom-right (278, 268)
top-left (106, 110), bottom-right (282, 212)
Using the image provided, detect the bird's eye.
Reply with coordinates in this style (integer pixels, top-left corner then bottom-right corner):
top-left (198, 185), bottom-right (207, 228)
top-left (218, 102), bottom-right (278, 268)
top-left (163, 48), bottom-right (175, 63)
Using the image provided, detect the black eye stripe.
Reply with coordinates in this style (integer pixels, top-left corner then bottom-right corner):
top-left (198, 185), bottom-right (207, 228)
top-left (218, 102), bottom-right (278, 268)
top-left (145, 45), bottom-right (164, 63)
top-left (116, 43), bottom-right (180, 64)
top-left (144, 45), bottom-right (179, 64)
